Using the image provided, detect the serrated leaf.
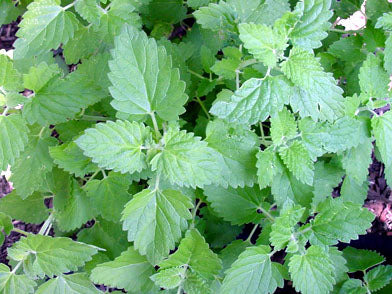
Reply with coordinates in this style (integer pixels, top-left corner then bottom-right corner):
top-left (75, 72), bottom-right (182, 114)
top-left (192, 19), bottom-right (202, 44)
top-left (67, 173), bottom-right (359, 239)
top-left (90, 246), bottom-right (155, 292)
top-left (256, 148), bottom-right (281, 189)
top-left (0, 54), bottom-right (22, 92)
top-left (282, 47), bottom-right (344, 122)
top-left (151, 267), bottom-right (185, 289)
top-left (270, 108), bottom-right (297, 145)
top-left (54, 179), bottom-right (97, 231)
top-left (15, 0), bottom-right (79, 57)
top-left (193, 2), bottom-right (236, 33)
top-left (154, 229), bottom-right (221, 284)
top-left (204, 185), bottom-right (268, 225)
top-left (75, 0), bottom-right (104, 25)
top-left (239, 23), bottom-right (287, 68)
top-left (109, 25), bottom-right (187, 121)
top-left (205, 119), bottom-right (259, 187)
top-left (328, 247), bottom-right (348, 284)
top-left (372, 112), bottom-right (392, 185)
top-left (289, 245), bottom-right (335, 294)
top-left (339, 278), bottom-right (367, 294)
top-left (220, 245), bottom-right (284, 294)
top-left (340, 176), bottom-right (368, 205)
top-left (310, 198), bottom-right (374, 245)
top-left (0, 0), bottom-right (21, 26)
top-left (150, 127), bottom-right (221, 188)
top-left (76, 120), bottom-right (152, 174)
top-left (0, 191), bottom-right (48, 224)
top-left (290, 0), bottom-right (333, 50)
top-left (50, 142), bottom-right (98, 177)
top-left (0, 264), bottom-right (36, 294)
top-left (280, 141), bottom-right (314, 185)
top-left (342, 247), bottom-right (385, 272)
top-left (384, 35), bottom-right (392, 75)
top-left (121, 188), bottom-right (192, 264)
top-left (210, 75), bottom-right (292, 125)
top-left (23, 62), bottom-right (60, 93)
top-left (376, 12), bottom-right (392, 30)
top-left (364, 265), bottom-right (392, 291)
top-left (219, 240), bottom-right (249, 274)
top-left (84, 172), bottom-right (131, 222)
top-left (0, 114), bottom-right (29, 171)
top-left (0, 212), bottom-right (13, 246)
top-left (7, 234), bottom-right (99, 278)
top-left (36, 273), bottom-right (100, 294)
top-left (359, 54), bottom-right (390, 99)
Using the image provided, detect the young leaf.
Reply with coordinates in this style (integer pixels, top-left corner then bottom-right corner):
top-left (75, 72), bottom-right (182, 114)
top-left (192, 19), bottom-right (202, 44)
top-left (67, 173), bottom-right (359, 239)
top-left (256, 148), bottom-right (281, 189)
top-left (270, 108), bottom-right (297, 146)
top-left (193, 2), bottom-right (236, 33)
top-left (76, 120), bottom-right (152, 174)
top-left (0, 264), bottom-right (36, 294)
top-left (23, 62), bottom-right (60, 93)
top-left (289, 245), bottom-right (335, 294)
top-left (75, 0), bottom-right (104, 25)
top-left (359, 54), bottom-right (390, 99)
top-left (121, 188), bottom-right (193, 264)
top-left (109, 25), bottom-right (187, 121)
top-left (342, 247), bottom-right (385, 272)
top-left (0, 54), bottom-right (22, 92)
top-left (281, 47), bottom-right (344, 122)
top-left (150, 127), bottom-right (221, 188)
top-left (7, 234), bottom-right (99, 278)
top-left (0, 213), bottom-right (12, 246)
top-left (220, 245), bottom-right (284, 294)
top-left (364, 265), bottom-right (392, 291)
top-left (90, 246), bottom-right (156, 293)
top-left (36, 273), bottom-right (100, 294)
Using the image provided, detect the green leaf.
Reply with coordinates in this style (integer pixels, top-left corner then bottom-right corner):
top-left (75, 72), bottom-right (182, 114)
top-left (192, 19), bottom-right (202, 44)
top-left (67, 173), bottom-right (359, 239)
top-left (76, 120), bottom-right (152, 174)
top-left (0, 114), bottom-right (29, 171)
top-left (0, 212), bottom-right (13, 246)
top-left (0, 191), bottom-right (48, 224)
top-left (141, 0), bottom-right (186, 25)
top-left (153, 229), bottom-right (221, 286)
top-left (193, 2), bottom-right (236, 33)
top-left (256, 148), bottom-right (281, 189)
top-left (364, 265), bottom-right (392, 291)
top-left (372, 112), bottom-right (392, 185)
top-left (75, 0), bottom-right (104, 25)
top-left (289, 245), bottom-right (335, 294)
top-left (23, 62), bottom-right (60, 93)
top-left (15, 0), bottom-right (79, 57)
top-left (340, 176), bottom-right (368, 205)
top-left (210, 75), bottom-right (292, 124)
top-left (279, 141), bottom-right (314, 186)
top-left (342, 247), bottom-right (385, 272)
top-left (0, 0), bottom-right (21, 26)
top-left (282, 47), bottom-right (344, 122)
top-left (0, 264), bottom-right (36, 294)
top-left (84, 172), bottom-right (131, 222)
top-left (109, 25), bottom-right (187, 121)
top-left (49, 142), bottom-right (98, 177)
top-left (0, 54), bottom-right (22, 92)
top-left (339, 279), bottom-right (367, 294)
top-left (270, 108), bottom-right (297, 146)
top-left (290, 0), bottom-right (333, 50)
top-left (219, 240), bottom-right (249, 273)
top-left (7, 234), bottom-right (99, 278)
top-left (328, 247), bottom-right (348, 284)
top-left (150, 127), bottom-right (221, 188)
top-left (121, 188), bottom-right (193, 264)
top-left (359, 54), bottom-right (390, 99)
top-left (384, 35), bottom-right (392, 75)
top-left (11, 135), bottom-right (57, 199)
top-left (205, 119), bottom-right (259, 188)
top-left (376, 12), bottom-right (392, 30)
top-left (54, 179), bottom-right (97, 231)
top-left (90, 246), bottom-right (156, 292)
top-left (151, 267), bottom-right (185, 290)
top-left (220, 245), bottom-right (284, 294)
top-left (310, 198), bottom-right (374, 245)
top-left (36, 273), bottom-right (100, 294)
top-left (203, 185), bottom-right (268, 225)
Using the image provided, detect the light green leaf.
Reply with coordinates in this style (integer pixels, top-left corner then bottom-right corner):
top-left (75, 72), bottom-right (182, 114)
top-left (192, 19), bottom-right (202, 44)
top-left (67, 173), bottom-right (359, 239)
top-left (121, 188), bottom-right (192, 264)
top-left (54, 179), bottom-right (97, 231)
top-left (219, 240), bottom-right (249, 274)
top-left (0, 191), bottom-right (48, 224)
top-left (84, 172), bottom-right (131, 222)
top-left (270, 108), bottom-right (297, 145)
top-left (282, 47), bottom-right (344, 122)
top-left (90, 246), bottom-right (155, 292)
top-left (205, 119), bottom-right (259, 187)
top-left (150, 127), bottom-right (221, 188)
top-left (0, 54), bottom-right (22, 92)
top-left (204, 185), bottom-right (268, 225)
top-left (239, 23), bottom-right (287, 68)
top-left (76, 120), bottom-right (152, 174)
top-left (15, 0), bottom-right (79, 57)
top-left (376, 12), bottom-right (392, 30)
top-left (0, 0), bottom-right (21, 26)
top-left (151, 267), bottom-right (185, 289)
top-left (359, 54), bottom-right (390, 99)
top-left (328, 247), bottom-right (348, 284)
top-left (193, 2), bottom-right (236, 33)
top-left (188, 0), bottom-right (210, 9)
top-left (339, 279), bottom-right (367, 294)
top-left (342, 247), bottom-right (385, 272)
top-left (0, 212), bottom-right (12, 246)
top-left (364, 265), bottom-right (392, 292)
top-left (256, 148), bottom-right (281, 189)
top-left (0, 264), bottom-right (36, 294)
top-left (279, 141), bottom-right (314, 185)
top-left (36, 273), bottom-right (100, 294)
top-left (153, 229), bottom-right (221, 283)
top-left (109, 25), bottom-right (187, 121)
top-left (75, 0), bottom-right (104, 25)
top-left (210, 76), bottom-right (292, 124)
top-left (289, 245), bottom-right (335, 294)
top-left (220, 245), bottom-right (284, 294)
top-left (7, 234), bottom-right (99, 278)
top-left (0, 114), bottom-right (29, 171)
top-left (290, 0), bottom-right (333, 50)
top-left (50, 142), bottom-right (98, 178)
top-left (384, 35), bottom-right (392, 74)
top-left (23, 62), bottom-right (60, 93)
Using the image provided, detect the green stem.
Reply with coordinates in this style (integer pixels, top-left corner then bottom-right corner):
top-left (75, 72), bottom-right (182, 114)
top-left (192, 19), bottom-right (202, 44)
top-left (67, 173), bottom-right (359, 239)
top-left (149, 112), bottom-right (162, 139)
top-left (101, 169), bottom-right (107, 178)
top-left (257, 206), bottom-right (275, 222)
top-left (38, 127), bottom-right (46, 138)
top-left (187, 69), bottom-right (209, 80)
top-left (1, 106), bottom-right (8, 116)
top-left (195, 97), bottom-right (211, 119)
top-left (329, 28), bottom-right (364, 34)
top-left (63, 1), bottom-right (76, 10)
top-left (12, 228), bottom-right (29, 236)
top-left (38, 214), bottom-right (54, 235)
top-left (85, 170), bottom-right (100, 185)
top-left (237, 58), bottom-right (258, 70)
top-left (11, 260), bottom-right (23, 274)
top-left (79, 115), bottom-right (111, 121)
top-left (246, 224), bottom-right (259, 243)
top-left (191, 200), bottom-right (202, 228)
